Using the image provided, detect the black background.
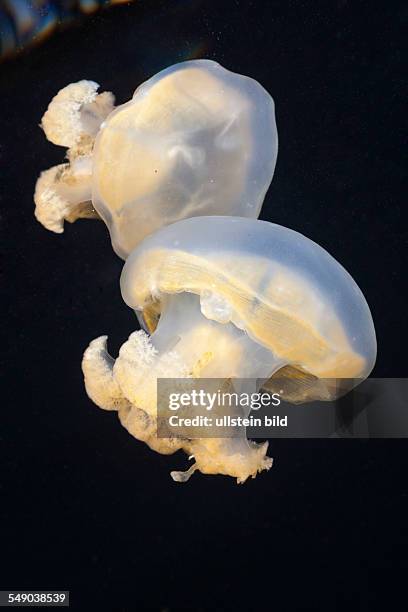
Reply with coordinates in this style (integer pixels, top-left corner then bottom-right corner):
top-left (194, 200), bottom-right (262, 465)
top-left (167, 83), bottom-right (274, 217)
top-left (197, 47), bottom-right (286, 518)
top-left (1, 1), bottom-right (407, 610)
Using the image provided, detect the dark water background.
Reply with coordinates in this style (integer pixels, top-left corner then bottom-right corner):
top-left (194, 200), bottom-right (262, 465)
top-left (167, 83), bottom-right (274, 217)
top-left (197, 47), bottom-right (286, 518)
top-left (1, 1), bottom-right (406, 610)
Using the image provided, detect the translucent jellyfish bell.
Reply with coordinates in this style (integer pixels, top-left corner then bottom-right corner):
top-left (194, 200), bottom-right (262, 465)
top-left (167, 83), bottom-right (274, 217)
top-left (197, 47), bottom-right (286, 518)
top-left (82, 217), bottom-right (376, 483)
top-left (34, 60), bottom-right (278, 258)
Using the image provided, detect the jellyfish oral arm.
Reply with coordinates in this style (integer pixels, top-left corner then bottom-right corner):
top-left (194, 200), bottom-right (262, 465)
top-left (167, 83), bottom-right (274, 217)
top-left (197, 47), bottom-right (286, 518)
top-left (34, 159), bottom-right (97, 233)
top-left (34, 81), bottom-right (115, 233)
top-left (82, 292), bottom-right (285, 483)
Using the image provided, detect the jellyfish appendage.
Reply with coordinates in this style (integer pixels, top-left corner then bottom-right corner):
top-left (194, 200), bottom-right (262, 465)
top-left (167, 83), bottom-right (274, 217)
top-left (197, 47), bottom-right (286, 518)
top-left (34, 80), bottom-right (115, 233)
top-left (82, 292), bottom-right (285, 483)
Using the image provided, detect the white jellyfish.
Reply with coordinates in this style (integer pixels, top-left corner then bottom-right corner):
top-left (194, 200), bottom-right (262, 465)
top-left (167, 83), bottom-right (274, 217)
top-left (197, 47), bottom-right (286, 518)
top-left (34, 60), bottom-right (278, 258)
top-left (82, 216), bottom-right (377, 483)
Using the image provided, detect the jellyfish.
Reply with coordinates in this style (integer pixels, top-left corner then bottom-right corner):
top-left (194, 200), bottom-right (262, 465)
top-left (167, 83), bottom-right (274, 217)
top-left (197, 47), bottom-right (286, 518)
top-left (34, 60), bottom-right (278, 258)
top-left (82, 216), bottom-right (377, 483)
